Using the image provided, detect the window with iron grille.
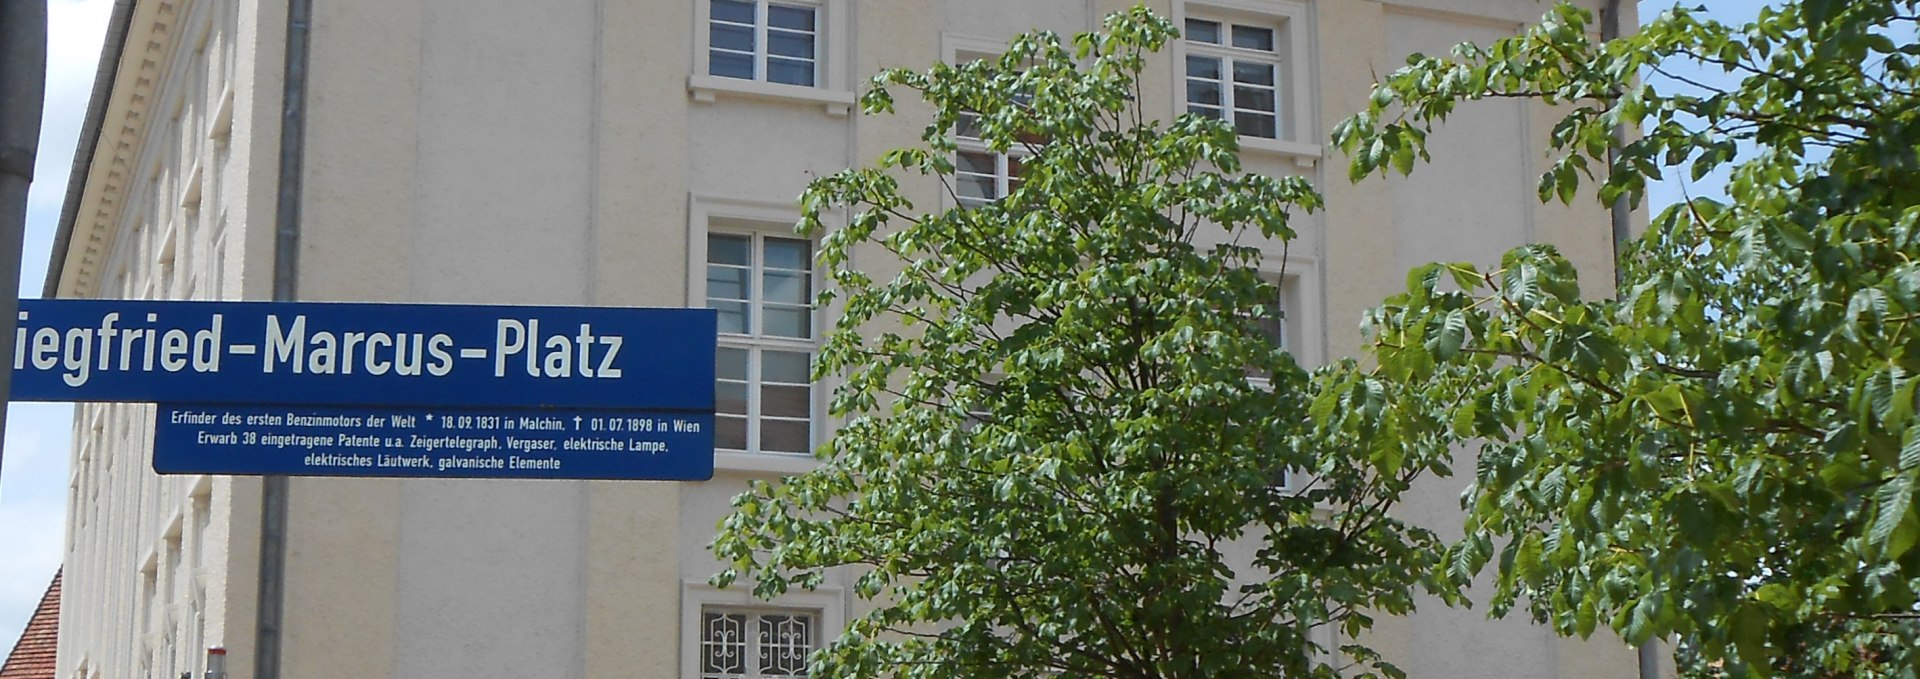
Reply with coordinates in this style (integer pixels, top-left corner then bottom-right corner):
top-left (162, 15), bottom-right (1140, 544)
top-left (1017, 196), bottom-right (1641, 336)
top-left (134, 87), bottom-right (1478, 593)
top-left (699, 608), bottom-right (819, 679)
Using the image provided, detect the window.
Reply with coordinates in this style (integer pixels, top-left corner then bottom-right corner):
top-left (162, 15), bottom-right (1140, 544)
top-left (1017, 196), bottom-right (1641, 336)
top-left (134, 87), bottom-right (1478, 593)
top-left (954, 112), bottom-right (1028, 208)
top-left (1183, 16), bottom-right (1283, 139)
top-left (708, 0), bottom-right (819, 87)
top-left (699, 607), bottom-right (818, 679)
top-left (707, 232), bottom-right (815, 454)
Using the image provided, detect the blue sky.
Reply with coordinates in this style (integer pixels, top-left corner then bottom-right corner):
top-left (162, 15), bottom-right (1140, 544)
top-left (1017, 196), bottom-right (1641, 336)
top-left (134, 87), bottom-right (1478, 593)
top-left (0, 0), bottom-right (1784, 650)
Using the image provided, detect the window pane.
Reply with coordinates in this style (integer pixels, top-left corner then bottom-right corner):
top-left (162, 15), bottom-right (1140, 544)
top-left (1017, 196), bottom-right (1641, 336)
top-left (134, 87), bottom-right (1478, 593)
top-left (1234, 111), bottom-right (1277, 139)
top-left (711, 22), bottom-right (754, 52)
top-left (710, 50), bottom-right (753, 80)
top-left (760, 419), bottom-right (810, 454)
top-left (716, 416), bottom-right (747, 450)
top-left (702, 611), bottom-right (749, 675)
top-left (956, 151), bottom-right (997, 176)
top-left (762, 384), bottom-right (810, 418)
top-left (763, 350), bottom-right (810, 383)
top-left (1232, 25), bottom-right (1275, 51)
top-left (711, 0), bottom-right (755, 24)
top-left (759, 613), bottom-right (815, 676)
top-left (716, 347), bottom-right (748, 381)
top-left (707, 265), bottom-right (749, 301)
top-left (717, 380), bottom-right (748, 415)
top-left (1188, 104), bottom-right (1224, 120)
top-left (768, 4), bottom-right (816, 31)
top-left (712, 300), bottom-right (749, 334)
top-left (1185, 54), bottom-right (1221, 79)
top-left (956, 174), bottom-right (996, 202)
top-left (764, 238), bottom-right (812, 270)
top-left (764, 270), bottom-right (810, 305)
top-left (1234, 85), bottom-right (1276, 113)
top-left (764, 305), bottom-right (812, 338)
top-left (768, 30), bottom-right (815, 59)
top-left (767, 57), bottom-right (816, 87)
top-left (709, 234), bottom-right (750, 265)
top-left (1184, 18), bottom-right (1221, 44)
top-left (1186, 79), bottom-right (1221, 107)
top-left (1232, 61), bottom-right (1275, 86)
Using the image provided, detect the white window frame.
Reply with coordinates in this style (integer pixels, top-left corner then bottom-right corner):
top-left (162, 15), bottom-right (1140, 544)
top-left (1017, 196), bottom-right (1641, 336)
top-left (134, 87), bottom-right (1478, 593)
top-left (1174, 0), bottom-right (1322, 164)
top-left (688, 195), bottom-right (826, 475)
top-left (680, 581), bottom-right (845, 679)
top-left (690, 0), bottom-right (855, 115)
top-left (943, 35), bottom-right (1036, 209)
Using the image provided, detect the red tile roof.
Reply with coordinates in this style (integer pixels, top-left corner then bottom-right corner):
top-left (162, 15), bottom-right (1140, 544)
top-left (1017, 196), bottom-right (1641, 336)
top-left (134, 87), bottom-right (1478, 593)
top-left (1, 570), bottom-right (60, 679)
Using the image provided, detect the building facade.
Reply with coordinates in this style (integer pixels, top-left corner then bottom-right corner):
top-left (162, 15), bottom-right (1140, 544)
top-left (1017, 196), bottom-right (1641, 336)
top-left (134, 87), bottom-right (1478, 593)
top-left (45, 0), bottom-right (1642, 677)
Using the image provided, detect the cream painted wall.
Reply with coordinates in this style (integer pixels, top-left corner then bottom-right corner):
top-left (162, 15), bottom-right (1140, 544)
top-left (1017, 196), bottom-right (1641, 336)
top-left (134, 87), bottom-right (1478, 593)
top-left (54, 0), bottom-right (1645, 677)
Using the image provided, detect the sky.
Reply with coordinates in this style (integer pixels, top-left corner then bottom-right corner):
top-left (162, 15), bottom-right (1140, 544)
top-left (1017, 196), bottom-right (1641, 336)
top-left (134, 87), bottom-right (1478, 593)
top-left (0, 0), bottom-right (114, 649)
top-left (0, 0), bottom-right (1788, 654)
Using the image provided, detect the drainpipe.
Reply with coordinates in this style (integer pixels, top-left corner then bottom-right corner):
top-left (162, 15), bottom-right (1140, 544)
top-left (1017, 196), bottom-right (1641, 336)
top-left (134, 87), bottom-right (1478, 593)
top-left (1601, 1), bottom-right (1661, 677)
top-left (256, 0), bottom-right (313, 677)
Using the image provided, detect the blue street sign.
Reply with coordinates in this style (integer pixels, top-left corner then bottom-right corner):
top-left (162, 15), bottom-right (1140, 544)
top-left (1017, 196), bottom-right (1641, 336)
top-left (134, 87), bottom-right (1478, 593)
top-left (153, 403), bottom-right (716, 480)
top-left (9, 299), bottom-right (715, 411)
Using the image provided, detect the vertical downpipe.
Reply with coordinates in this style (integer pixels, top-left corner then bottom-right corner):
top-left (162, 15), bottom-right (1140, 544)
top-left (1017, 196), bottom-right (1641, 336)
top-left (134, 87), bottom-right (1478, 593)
top-left (257, 0), bottom-right (312, 677)
top-left (1603, 0), bottom-right (1658, 675)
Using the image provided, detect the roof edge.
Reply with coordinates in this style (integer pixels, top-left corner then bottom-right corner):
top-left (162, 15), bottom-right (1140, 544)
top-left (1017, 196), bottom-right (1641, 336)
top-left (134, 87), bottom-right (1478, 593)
top-left (43, 0), bottom-right (138, 299)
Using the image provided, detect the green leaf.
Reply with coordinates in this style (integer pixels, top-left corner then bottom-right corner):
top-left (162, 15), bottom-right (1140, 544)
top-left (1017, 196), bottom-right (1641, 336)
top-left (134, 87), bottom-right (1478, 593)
top-left (1433, 309), bottom-right (1468, 360)
top-left (1870, 472), bottom-right (1915, 552)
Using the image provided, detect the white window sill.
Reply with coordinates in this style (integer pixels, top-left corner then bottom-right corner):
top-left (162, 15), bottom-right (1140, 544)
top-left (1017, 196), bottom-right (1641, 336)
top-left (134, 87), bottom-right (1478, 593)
top-left (688, 74), bottom-right (856, 116)
top-left (715, 450), bottom-right (822, 475)
top-left (1238, 136), bottom-right (1324, 168)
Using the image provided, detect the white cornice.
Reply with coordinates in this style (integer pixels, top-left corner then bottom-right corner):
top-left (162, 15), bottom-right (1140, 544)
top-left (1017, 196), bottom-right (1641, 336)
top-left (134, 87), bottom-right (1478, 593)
top-left (56, 0), bottom-right (183, 299)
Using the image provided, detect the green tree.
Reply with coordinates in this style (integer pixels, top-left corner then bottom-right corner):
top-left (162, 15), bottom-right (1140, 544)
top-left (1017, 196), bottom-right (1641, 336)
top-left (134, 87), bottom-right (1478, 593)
top-left (712, 9), bottom-right (1458, 679)
top-left (1334, 1), bottom-right (1920, 675)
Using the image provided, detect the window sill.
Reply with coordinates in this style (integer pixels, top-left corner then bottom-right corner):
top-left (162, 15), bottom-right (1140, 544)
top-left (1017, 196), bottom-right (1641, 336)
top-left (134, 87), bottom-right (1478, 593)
top-left (715, 450), bottom-right (822, 475)
top-left (688, 74), bottom-right (856, 116)
top-left (1237, 136), bottom-right (1324, 168)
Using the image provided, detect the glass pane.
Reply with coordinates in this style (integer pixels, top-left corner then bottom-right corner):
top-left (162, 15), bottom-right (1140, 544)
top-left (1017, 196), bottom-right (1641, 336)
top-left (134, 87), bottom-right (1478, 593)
top-left (765, 270), bottom-right (810, 305)
top-left (768, 57), bottom-right (816, 87)
top-left (760, 419), bottom-right (810, 454)
top-left (1234, 85), bottom-right (1276, 112)
top-left (716, 347), bottom-right (748, 381)
top-left (711, 23), bottom-right (754, 52)
top-left (1186, 79), bottom-right (1220, 106)
top-left (759, 613), bottom-right (814, 676)
top-left (1234, 111), bottom-right (1277, 139)
top-left (712, 300), bottom-right (749, 334)
top-left (1232, 25), bottom-right (1275, 51)
top-left (764, 238), bottom-right (812, 270)
top-left (1184, 18), bottom-right (1221, 44)
top-left (956, 113), bottom-right (983, 139)
top-left (765, 305), bottom-right (812, 338)
top-left (956, 151), bottom-right (997, 176)
top-left (709, 234), bottom-right (750, 265)
top-left (762, 384), bottom-right (810, 418)
top-left (763, 350), bottom-right (810, 383)
top-left (1232, 60), bottom-right (1275, 86)
top-left (1005, 156), bottom-right (1024, 182)
top-left (1185, 54), bottom-right (1221, 79)
top-left (717, 380), bottom-right (748, 415)
top-left (707, 265), bottom-right (749, 301)
top-left (716, 415), bottom-right (747, 449)
top-left (768, 4), bottom-right (817, 31)
top-left (769, 30), bottom-right (815, 59)
top-left (956, 174), bottom-right (995, 202)
top-left (1188, 104), bottom-right (1223, 120)
top-left (710, 50), bottom-right (753, 80)
top-left (711, 0), bottom-right (755, 24)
